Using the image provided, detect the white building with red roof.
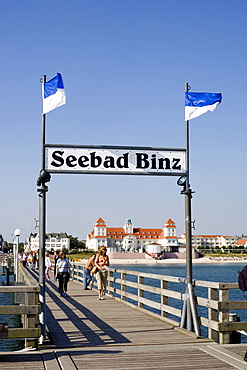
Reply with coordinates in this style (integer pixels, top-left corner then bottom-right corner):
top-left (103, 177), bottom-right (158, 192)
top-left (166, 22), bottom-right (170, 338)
top-left (235, 239), bottom-right (247, 249)
top-left (179, 233), bottom-right (239, 250)
top-left (86, 217), bottom-right (178, 252)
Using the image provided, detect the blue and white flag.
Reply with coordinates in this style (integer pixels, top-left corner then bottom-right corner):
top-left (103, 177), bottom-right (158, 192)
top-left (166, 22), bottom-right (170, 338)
top-left (42, 73), bottom-right (66, 114)
top-left (185, 92), bottom-right (222, 121)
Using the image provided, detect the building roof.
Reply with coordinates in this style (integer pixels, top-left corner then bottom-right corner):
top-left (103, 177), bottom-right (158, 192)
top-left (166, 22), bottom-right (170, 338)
top-left (193, 235), bottom-right (222, 238)
top-left (164, 218), bottom-right (176, 228)
top-left (30, 232), bottom-right (69, 238)
top-left (236, 239), bottom-right (247, 246)
top-left (95, 217), bottom-right (106, 226)
top-left (46, 232), bottom-right (69, 238)
top-left (106, 227), bottom-right (163, 239)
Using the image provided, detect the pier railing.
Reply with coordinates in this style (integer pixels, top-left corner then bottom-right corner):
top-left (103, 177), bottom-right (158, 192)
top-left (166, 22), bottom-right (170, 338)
top-left (70, 261), bottom-right (247, 344)
top-left (1, 260), bottom-right (244, 346)
top-left (0, 263), bottom-right (41, 348)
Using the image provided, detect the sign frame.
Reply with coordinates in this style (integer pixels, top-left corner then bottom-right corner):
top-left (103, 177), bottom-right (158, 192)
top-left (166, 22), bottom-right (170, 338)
top-left (45, 144), bottom-right (187, 177)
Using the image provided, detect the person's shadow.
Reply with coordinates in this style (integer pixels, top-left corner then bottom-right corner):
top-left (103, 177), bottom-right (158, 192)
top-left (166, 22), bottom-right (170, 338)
top-left (30, 270), bottom-right (131, 347)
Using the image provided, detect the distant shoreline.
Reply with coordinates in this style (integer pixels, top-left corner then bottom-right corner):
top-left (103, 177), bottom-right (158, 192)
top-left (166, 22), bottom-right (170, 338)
top-left (111, 257), bottom-right (247, 264)
top-left (80, 256), bottom-right (247, 265)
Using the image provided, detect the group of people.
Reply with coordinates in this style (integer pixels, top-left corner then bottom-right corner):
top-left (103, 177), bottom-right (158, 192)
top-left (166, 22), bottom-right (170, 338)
top-left (21, 246), bottom-right (110, 300)
top-left (83, 246), bottom-right (110, 300)
top-left (45, 246), bottom-right (109, 300)
top-left (51, 246), bottom-right (110, 300)
top-left (19, 251), bottom-right (39, 270)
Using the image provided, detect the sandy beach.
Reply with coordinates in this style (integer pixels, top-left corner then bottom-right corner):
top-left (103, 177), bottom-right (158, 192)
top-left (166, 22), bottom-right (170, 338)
top-left (80, 256), bottom-right (247, 265)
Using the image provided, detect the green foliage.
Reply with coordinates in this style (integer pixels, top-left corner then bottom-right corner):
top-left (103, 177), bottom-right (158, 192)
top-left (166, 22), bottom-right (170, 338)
top-left (68, 235), bottom-right (79, 249)
top-left (203, 252), bottom-right (247, 257)
top-left (68, 235), bottom-right (86, 250)
top-left (18, 242), bottom-right (24, 253)
top-left (69, 250), bottom-right (96, 260)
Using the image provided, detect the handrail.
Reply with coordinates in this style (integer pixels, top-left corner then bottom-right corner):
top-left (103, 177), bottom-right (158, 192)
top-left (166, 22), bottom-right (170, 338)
top-left (70, 260), bottom-right (247, 344)
top-left (1, 260), bottom-right (245, 347)
top-left (0, 263), bottom-right (41, 348)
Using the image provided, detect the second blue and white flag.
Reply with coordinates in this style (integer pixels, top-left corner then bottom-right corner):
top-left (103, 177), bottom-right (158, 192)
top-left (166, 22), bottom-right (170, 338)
top-left (185, 92), bottom-right (222, 121)
top-left (43, 73), bottom-right (66, 114)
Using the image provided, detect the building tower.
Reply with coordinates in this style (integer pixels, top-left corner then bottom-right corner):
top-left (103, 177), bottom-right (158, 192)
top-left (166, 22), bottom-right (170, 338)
top-left (163, 218), bottom-right (178, 252)
top-left (123, 218), bottom-right (133, 234)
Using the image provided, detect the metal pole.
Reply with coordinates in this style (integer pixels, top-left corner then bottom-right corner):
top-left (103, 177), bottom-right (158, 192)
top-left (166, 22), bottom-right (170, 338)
top-left (182, 83), bottom-right (201, 336)
top-left (185, 187), bottom-right (193, 331)
top-left (184, 82), bottom-right (192, 330)
top-left (39, 75), bottom-right (46, 343)
top-left (13, 241), bottom-right (16, 281)
top-left (16, 236), bottom-right (19, 281)
top-left (39, 186), bottom-right (46, 342)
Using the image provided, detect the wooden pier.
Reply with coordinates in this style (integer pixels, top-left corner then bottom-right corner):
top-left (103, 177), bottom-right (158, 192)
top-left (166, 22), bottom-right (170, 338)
top-left (1, 274), bottom-right (247, 369)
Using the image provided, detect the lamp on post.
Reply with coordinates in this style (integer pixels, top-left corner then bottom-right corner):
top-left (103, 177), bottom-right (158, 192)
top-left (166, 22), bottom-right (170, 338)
top-left (14, 228), bottom-right (21, 281)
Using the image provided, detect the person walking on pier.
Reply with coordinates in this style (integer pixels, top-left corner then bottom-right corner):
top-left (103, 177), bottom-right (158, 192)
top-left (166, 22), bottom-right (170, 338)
top-left (22, 253), bottom-right (28, 268)
top-left (53, 250), bottom-right (60, 280)
top-left (45, 252), bottom-right (51, 281)
top-left (56, 251), bottom-right (71, 297)
top-left (83, 254), bottom-right (96, 290)
top-left (94, 246), bottom-right (110, 300)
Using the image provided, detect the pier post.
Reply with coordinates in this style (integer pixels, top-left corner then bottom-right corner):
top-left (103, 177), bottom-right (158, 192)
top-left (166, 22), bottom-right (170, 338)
top-left (179, 82), bottom-right (201, 337)
top-left (138, 275), bottom-right (144, 308)
top-left (121, 272), bottom-right (126, 301)
top-left (161, 278), bottom-right (168, 318)
top-left (219, 288), bottom-right (230, 344)
top-left (208, 287), bottom-right (218, 342)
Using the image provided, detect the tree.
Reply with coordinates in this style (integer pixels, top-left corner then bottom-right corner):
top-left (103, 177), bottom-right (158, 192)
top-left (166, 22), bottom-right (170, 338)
top-left (78, 240), bottom-right (86, 249)
top-left (68, 235), bottom-right (86, 250)
top-left (68, 235), bottom-right (79, 249)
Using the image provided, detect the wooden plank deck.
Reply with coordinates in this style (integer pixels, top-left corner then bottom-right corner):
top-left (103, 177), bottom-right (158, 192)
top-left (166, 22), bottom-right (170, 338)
top-left (45, 278), bottom-right (209, 348)
top-left (1, 276), bottom-right (247, 369)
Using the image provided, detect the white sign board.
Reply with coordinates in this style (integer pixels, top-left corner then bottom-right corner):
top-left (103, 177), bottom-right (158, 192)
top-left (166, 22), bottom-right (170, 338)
top-left (45, 145), bottom-right (186, 176)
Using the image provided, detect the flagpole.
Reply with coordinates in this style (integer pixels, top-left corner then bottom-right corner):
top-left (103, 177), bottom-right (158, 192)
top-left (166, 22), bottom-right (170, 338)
top-left (180, 83), bottom-right (201, 336)
top-left (38, 75), bottom-right (47, 343)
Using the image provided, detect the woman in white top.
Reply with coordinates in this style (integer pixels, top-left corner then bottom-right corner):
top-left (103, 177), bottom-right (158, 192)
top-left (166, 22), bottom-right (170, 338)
top-left (45, 252), bottom-right (51, 281)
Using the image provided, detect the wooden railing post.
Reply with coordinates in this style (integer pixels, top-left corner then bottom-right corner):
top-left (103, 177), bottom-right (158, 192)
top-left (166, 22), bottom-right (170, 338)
top-left (219, 288), bottom-right (230, 344)
top-left (108, 269), bottom-right (114, 297)
top-left (138, 275), bottom-right (144, 308)
top-left (25, 291), bottom-right (39, 348)
top-left (121, 272), bottom-right (126, 301)
top-left (208, 287), bottom-right (218, 342)
top-left (161, 278), bottom-right (168, 318)
top-left (71, 262), bottom-right (75, 280)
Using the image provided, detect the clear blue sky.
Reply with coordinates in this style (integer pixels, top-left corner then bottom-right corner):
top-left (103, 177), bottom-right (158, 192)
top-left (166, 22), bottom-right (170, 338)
top-left (1, 0), bottom-right (247, 243)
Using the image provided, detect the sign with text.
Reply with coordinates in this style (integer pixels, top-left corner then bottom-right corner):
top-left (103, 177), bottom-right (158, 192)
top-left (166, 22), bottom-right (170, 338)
top-left (45, 145), bottom-right (186, 176)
